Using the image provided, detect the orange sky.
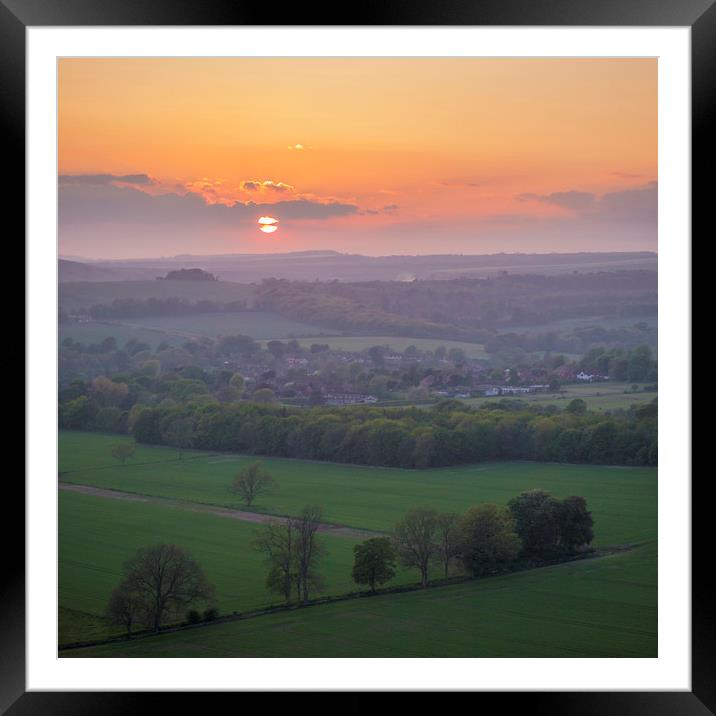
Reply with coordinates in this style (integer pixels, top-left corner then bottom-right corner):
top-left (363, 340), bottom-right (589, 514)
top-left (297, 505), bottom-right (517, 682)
top-left (58, 58), bottom-right (657, 258)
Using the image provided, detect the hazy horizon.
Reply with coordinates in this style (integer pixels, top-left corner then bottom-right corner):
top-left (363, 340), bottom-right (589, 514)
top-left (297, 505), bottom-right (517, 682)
top-left (60, 248), bottom-right (658, 264)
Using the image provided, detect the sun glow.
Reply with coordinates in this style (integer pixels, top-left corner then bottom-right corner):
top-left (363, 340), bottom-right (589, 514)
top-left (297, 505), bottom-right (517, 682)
top-left (258, 216), bottom-right (279, 233)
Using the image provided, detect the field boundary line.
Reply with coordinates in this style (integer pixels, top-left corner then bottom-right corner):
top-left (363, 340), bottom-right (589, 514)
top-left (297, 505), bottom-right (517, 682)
top-left (58, 544), bottom-right (641, 654)
top-left (58, 482), bottom-right (385, 539)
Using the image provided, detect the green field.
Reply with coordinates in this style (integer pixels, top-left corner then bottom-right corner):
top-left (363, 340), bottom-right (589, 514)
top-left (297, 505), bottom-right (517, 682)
top-left (59, 432), bottom-right (656, 545)
top-left (59, 490), bottom-right (415, 644)
top-left (463, 382), bottom-right (657, 413)
top-left (60, 316), bottom-right (489, 354)
top-left (64, 541), bottom-right (657, 658)
top-left (113, 312), bottom-right (331, 340)
top-left (58, 431), bottom-right (657, 656)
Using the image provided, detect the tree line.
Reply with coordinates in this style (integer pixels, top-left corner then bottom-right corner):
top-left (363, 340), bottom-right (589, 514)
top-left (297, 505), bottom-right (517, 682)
top-left (104, 487), bottom-right (593, 637)
top-left (62, 394), bottom-right (657, 468)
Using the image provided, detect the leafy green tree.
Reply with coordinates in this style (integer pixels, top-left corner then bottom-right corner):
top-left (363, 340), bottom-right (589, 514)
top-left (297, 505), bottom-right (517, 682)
top-left (565, 398), bottom-right (587, 414)
top-left (231, 461), bottom-right (275, 507)
top-left (167, 379), bottom-right (209, 402)
top-left (110, 441), bottom-right (136, 465)
top-left (557, 496), bottom-right (594, 551)
top-left (267, 340), bottom-right (287, 359)
top-left (59, 395), bottom-right (96, 429)
top-left (627, 345), bottom-right (653, 382)
top-left (141, 359), bottom-right (161, 377)
top-left (352, 537), bottom-right (396, 592)
top-left (229, 372), bottom-right (245, 393)
top-left (447, 347), bottom-right (466, 364)
top-left (89, 376), bottom-right (129, 408)
top-left (507, 490), bottom-right (562, 556)
top-left (162, 416), bottom-right (195, 458)
top-left (252, 388), bottom-right (276, 404)
top-left (393, 507), bottom-right (438, 587)
top-left (459, 504), bottom-right (521, 576)
top-left (95, 406), bottom-right (126, 433)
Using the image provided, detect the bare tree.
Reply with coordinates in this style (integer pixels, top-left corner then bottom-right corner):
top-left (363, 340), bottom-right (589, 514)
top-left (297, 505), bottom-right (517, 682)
top-left (435, 512), bottom-right (461, 579)
top-left (252, 518), bottom-right (297, 603)
top-left (393, 507), bottom-right (438, 587)
top-left (231, 461), bottom-right (275, 507)
top-left (252, 507), bottom-right (325, 605)
top-left (294, 506), bottom-right (324, 603)
top-left (120, 544), bottom-right (215, 632)
top-left (105, 579), bottom-right (142, 638)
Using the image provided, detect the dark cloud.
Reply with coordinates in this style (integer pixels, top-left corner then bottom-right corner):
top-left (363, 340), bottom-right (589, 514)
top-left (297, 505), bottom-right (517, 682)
top-left (59, 173), bottom-right (157, 186)
top-left (59, 182), bottom-right (358, 228)
top-left (598, 182), bottom-right (657, 222)
top-left (517, 182), bottom-right (656, 223)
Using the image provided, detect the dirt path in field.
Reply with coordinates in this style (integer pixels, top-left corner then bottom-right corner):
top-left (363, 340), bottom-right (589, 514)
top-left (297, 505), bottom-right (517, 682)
top-left (58, 482), bottom-right (381, 540)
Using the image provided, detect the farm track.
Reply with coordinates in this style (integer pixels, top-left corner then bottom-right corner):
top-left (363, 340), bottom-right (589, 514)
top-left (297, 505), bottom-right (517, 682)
top-left (58, 482), bottom-right (382, 540)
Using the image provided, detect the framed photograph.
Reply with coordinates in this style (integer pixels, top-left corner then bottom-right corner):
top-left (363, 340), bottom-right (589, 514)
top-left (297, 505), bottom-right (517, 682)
top-left (10, 0), bottom-right (706, 710)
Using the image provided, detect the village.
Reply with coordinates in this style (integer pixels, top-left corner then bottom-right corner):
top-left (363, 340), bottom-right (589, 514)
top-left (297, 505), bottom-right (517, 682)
top-left (213, 341), bottom-right (613, 407)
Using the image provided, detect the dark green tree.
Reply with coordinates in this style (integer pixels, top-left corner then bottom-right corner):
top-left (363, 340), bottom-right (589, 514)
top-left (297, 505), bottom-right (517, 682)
top-left (459, 503), bottom-right (521, 576)
top-left (352, 537), bottom-right (397, 592)
top-left (507, 490), bottom-right (562, 556)
top-left (557, 496), bottom-right (594, 551)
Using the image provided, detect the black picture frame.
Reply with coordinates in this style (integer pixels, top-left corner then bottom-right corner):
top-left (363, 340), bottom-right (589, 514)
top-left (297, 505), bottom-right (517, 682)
top-left (7, 0), bottom-right (706, 711)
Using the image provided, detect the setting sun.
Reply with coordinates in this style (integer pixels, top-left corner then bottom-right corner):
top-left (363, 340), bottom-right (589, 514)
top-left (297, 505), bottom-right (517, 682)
top-left (258, 216), bottom-right (279, 233)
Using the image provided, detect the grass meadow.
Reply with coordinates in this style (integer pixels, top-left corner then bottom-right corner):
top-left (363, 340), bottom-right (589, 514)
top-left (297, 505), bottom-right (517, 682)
top-left (64, 541), bottom-right (657, 658)
top-left (59, 432), bottom-right (656, 545)
top-left (58, 430), bottom-right (657, 655)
